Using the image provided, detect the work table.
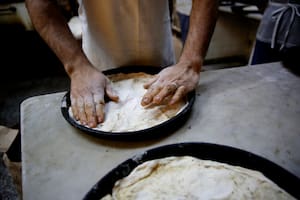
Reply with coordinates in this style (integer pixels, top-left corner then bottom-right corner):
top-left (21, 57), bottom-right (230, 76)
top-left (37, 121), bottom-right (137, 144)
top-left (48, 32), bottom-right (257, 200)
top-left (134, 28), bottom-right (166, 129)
top-left (21, 62), bottom-right (300, 200)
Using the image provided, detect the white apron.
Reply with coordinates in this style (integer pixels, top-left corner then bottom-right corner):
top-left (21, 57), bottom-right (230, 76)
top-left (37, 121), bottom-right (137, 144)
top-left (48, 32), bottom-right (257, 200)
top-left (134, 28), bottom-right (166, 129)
top-left (77, 0), bottom-right (175, 71)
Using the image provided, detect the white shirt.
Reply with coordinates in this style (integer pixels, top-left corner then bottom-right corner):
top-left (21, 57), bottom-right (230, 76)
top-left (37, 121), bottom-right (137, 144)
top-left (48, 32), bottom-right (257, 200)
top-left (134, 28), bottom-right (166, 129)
top-left (76, 0), bottom-right (175, 71)
top-left (176, 0), bottom-right (192, 15)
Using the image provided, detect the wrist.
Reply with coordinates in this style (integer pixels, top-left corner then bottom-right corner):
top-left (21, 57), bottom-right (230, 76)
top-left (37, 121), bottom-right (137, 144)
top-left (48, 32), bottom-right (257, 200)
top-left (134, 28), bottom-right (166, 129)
top-left (64, 52), bottom-right (91, 78)
top-left (178, 55), bottom-right (203, 73)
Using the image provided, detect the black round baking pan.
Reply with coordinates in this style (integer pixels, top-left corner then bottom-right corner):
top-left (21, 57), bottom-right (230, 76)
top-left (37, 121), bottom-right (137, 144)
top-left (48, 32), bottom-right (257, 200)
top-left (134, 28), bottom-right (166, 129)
top-left (61, 66), bottom-right (196, 141)
top-left (83, 142), bottom-right (300, 200)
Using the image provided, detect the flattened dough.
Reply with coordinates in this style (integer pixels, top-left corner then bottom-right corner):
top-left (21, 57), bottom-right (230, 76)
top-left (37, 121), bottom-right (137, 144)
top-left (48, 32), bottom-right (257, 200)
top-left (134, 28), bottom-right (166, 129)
top-left (102, 156), bottom-right (295, 200)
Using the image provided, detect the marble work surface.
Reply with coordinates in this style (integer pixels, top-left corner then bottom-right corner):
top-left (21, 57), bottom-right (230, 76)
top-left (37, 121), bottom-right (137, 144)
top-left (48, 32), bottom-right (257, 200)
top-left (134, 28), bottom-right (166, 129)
top-left (21, 62), bottom-right (300, 200)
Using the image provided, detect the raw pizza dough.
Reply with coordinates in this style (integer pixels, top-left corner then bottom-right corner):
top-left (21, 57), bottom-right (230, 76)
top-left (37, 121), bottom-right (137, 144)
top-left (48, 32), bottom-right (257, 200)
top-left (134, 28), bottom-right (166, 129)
top-left (69, 72), bottom-right (187, 132)
top-left (101, 156), bottom-right (295, 200)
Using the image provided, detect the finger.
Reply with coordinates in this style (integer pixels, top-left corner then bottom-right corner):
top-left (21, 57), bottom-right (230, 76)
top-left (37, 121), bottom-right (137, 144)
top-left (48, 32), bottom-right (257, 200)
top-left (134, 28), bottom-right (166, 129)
top-left (95, 103), bottom-right (105, 123)
top-left (93, 94), bottom-right (105, 123)
top-left (143, 75), bottom-right (158, 89)
top-left (77, 97), bottom-right (87, 125)
top-left (153, 83), bottom-right (177, 104)
top-left (169, 86), bottom-right (186, 105)
top-left (70, 95), bottom-right (79, 120)
top-left (105, 81), bottom-right (119, 102)
top-left (141, 86), bottom-right (161, 106)
top-left (84, 95), bottom-right (97, 128)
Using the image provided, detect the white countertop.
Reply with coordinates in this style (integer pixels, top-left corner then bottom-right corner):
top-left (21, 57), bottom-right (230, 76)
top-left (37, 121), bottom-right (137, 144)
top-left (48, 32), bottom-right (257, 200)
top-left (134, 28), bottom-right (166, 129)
top-left (21, 62), bottom-right (300, 200)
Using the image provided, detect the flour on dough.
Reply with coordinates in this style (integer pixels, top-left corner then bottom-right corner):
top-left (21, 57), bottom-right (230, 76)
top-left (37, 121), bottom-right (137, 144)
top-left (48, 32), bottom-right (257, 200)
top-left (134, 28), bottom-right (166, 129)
top-left (101, 156), bottom-right (295, 200)
top-left (69, 72), bottom-right (187, 132)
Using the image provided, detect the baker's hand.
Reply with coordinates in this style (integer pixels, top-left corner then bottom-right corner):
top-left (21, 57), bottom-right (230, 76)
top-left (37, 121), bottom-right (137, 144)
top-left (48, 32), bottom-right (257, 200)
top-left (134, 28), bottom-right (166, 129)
top-left (141, 61), bottom-right (200, 106)
top-left (70, 66), bottom-right (118, 128)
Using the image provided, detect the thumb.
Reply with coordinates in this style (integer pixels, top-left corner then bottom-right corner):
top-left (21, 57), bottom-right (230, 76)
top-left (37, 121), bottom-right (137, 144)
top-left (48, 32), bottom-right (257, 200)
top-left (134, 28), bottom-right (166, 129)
top-left (105, 80), bottom-right (119, 102)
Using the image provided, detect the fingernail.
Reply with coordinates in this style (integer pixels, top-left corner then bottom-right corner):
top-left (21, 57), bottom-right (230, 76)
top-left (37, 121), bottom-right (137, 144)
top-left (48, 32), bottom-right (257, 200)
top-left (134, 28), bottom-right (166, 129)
top-left (89, 122), bottom-right (95, 128)
top-left (143, 97), bottom-right (149, 103)
top-left (154, 96), bottom-right (161, 103)
top-left (98, 116), bottom-right (104, 123)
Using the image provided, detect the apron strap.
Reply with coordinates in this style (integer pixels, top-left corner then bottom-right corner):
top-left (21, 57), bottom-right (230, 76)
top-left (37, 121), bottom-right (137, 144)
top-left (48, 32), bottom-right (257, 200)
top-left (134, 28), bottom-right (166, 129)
top-left (271, 3), bottom-right (300, 50)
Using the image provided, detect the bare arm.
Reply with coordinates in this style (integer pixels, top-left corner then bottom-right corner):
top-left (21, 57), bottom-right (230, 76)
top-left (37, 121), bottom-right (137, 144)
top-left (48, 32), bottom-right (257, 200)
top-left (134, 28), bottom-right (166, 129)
top-left (142, 0), bottom-right (218, 106)
top-left (25, 0), bottom-right (88, 75)
top-left (26, 0), bottom-right (118, 127)
top-left (179, 0), bottom-right (218, 72)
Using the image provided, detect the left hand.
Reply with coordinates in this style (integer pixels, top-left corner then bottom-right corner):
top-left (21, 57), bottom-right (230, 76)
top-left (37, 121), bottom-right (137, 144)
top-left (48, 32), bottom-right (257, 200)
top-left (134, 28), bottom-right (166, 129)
top-left (141, 61), bottom-right (200, 106)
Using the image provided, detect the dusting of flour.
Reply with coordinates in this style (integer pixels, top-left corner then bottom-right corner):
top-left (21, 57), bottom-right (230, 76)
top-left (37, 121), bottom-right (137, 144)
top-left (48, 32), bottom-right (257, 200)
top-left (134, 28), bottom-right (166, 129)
top-left (69, 73), bottom-right (186, 132)
top-left (101, 156), bottom-right (295, 200)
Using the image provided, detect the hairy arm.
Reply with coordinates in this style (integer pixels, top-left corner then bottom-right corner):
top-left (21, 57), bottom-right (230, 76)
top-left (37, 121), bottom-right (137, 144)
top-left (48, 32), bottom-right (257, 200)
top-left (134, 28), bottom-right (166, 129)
top-left (25, 0), bottom-right (88, 75)
top-left (180, 0), bottom-right (218, 72)
top-left (25, 0), bottom-right (118, 127)
top-left (142, 0), bottom-right (218, 106)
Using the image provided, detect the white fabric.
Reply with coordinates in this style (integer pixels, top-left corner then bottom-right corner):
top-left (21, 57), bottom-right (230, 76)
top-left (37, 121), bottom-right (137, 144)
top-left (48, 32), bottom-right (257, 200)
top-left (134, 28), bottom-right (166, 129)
top-left (176, 0), bottom-right (192, 15)
top-left (77, 0), bottom-right (175, 71)
top-left (68, 16), bottom-right (82, 39)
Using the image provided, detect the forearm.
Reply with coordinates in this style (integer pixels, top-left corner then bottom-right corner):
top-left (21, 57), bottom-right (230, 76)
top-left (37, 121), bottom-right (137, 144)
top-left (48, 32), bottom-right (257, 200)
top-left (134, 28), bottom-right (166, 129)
top-left (25, 0), bottom-right (90, 77)
top-left (179, 0), bottom-right (218, 72)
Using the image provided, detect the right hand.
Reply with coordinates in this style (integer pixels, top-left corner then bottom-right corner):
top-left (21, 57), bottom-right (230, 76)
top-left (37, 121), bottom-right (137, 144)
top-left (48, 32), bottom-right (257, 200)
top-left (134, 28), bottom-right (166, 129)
top-left (70, 66), bottom-right (119, 128)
